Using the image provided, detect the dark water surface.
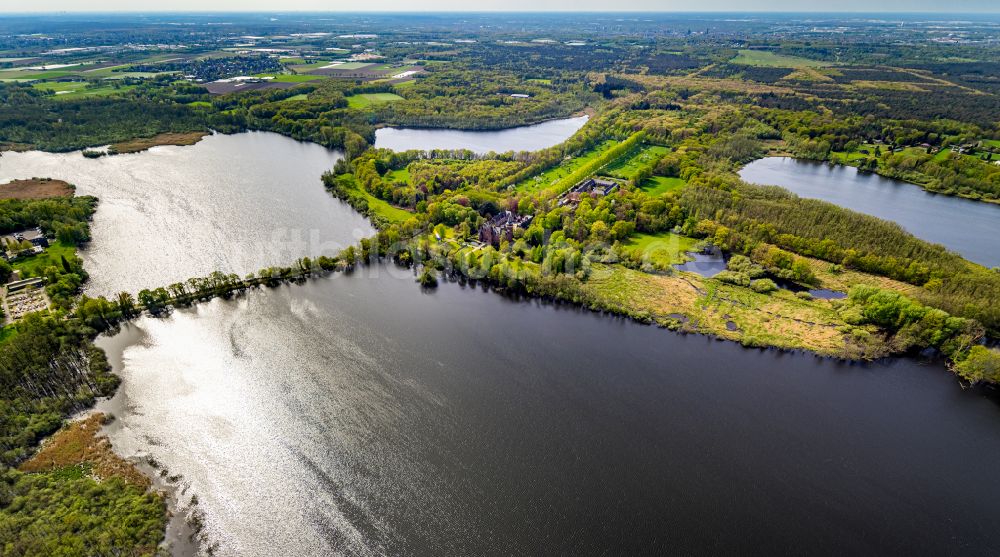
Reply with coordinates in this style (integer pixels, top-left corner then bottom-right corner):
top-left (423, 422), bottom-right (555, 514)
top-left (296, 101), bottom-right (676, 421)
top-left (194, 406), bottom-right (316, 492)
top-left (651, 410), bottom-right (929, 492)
top-left (0, 132), bottom-right (374, 296)
top-left (97, 267), bottom-right (1000, 556)
top-left (374, 116), bottom-right (588, 153)
top-left (739, 157), bottom-right (1000, 267)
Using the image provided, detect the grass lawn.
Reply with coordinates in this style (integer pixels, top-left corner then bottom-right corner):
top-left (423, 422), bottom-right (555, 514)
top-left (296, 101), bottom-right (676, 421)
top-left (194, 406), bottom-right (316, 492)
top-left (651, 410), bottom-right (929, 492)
top-left (12, 241), bottom-right (75, 278)
top-left (385, 168), bottom-right (410, 184)
top-left (278, 93), bottom-right (309, 103)
top-left (187, 100), bottom-right (213, 107)
top-left (731, 49), bottom-right (827, 68)
top-left (515, 140), bottom-right (619, 194)
top-left (603, 144), bottom-right (669, 180)
top-left (346, 92), bottom-right (405, 109)
top-left (623, 232), bottom-right (699, 268)
top-left (639, 176), bottom-right (686, 196)
top-left (394, 80), bottom-right (417, 88)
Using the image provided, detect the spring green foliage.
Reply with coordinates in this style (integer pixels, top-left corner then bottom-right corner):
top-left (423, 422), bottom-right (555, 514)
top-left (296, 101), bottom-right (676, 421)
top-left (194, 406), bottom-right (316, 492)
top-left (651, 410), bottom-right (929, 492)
top-left (953, 346), bottom-right (1000, 384)
top-left (681, 180), bottom-right (1000, 332)
top-left (0, 469), bottom-right (165, 557)
top-left (548, 132), bottom-right (645, 195)
top-left (843, 285), bottom-right (981, 357)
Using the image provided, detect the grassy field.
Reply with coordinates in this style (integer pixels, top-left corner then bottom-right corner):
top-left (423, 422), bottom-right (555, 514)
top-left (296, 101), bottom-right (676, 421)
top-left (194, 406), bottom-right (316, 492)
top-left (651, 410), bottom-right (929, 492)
top-left (583, 263), bottom-right (850, 356)
top-left (346, 92), bottom-right (405, 109)
top-left (187, 100), bottom-right (213, 107)
top-left (603, 144), bottom-right (669, 180)
top-left (515, 140), bottom-right (619, 193)
top-left (526, 78), bottom-right (552, 84)
top-left (12, 241), bottom-right (76, 278)
top-left (32, 81), bottom-right (134, 99)
top-left (385, 168), bottom-right (410, 184)
top-left (731, 49), bottom-right (827, 68)
top-left (0, 70), bottom-right (76, 81)
top-left (622, 232), bottom-right (699, 269)
top-left (279, 93), bottom-right (309, 103)
top-left (639, 176), bottom-right (687, 196)
top-left (340, 177), bottom-right (413, 224)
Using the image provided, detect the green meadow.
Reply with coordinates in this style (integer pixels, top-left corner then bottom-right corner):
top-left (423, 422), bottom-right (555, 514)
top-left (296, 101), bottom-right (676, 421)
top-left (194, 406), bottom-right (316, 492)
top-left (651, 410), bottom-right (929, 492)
top-left (731, 49), bottom-right (827, 68)
top-left (346, 92), bottom-right (405, 109)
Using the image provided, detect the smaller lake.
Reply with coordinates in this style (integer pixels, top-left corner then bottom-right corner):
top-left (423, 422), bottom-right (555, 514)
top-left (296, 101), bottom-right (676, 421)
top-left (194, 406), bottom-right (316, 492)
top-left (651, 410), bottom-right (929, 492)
top-left (374, 115), bottom-right (588, 154)
top-left (739, 157), bottom-right (1000, 268)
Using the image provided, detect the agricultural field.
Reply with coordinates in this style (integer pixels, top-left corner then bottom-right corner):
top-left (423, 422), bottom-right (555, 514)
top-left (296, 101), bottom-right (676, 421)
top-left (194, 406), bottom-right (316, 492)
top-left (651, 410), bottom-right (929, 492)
top-left (346, 92), bottom-right (405, 109)
top-left (730, 49), bottom-right (828, 68)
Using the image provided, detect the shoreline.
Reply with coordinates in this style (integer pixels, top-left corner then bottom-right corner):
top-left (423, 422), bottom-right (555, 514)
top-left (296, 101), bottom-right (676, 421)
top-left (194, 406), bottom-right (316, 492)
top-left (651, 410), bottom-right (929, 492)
top-left (743, 153), bottom-right (1000, 207)
top-left (94, 324), bottom-right (204, 557)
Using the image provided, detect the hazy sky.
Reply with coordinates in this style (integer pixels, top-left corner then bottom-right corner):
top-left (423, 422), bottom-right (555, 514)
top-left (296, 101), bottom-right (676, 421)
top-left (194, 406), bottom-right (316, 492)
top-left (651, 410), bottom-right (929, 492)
top-left (6, 0), bottom-right (1000, 13)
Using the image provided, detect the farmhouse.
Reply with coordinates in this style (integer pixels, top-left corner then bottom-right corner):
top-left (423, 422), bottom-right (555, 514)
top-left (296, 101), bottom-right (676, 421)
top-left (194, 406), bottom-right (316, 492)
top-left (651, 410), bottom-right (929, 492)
top-left (478, 211), bottom-right (533, 247)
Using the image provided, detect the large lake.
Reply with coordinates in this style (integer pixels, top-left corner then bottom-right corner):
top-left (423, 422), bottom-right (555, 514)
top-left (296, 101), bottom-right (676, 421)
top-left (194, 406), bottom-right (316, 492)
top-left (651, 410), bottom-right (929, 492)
top-left (0, 132), bottom-right (374, 296)
top-left (375, 115), bottom-right (588, 153)
top-left (740, 157), bottom-right (1000, 268)
top-left (96, 268), bottom-right (1000, 556)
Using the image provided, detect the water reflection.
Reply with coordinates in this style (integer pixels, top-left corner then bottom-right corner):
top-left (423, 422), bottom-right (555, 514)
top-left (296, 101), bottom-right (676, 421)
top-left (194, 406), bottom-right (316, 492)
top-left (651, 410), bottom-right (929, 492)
top-left (97, 266), bottom-right (1000, 556)
top-left (0, 132), bottom-right (374, 296)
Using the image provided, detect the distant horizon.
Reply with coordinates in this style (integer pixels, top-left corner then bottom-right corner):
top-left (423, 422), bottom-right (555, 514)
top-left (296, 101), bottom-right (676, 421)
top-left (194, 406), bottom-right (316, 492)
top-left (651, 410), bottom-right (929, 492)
top-left (5, 0), bottom-right (1000, 15)
top-left (4, 10), bottom-right (1000, 14)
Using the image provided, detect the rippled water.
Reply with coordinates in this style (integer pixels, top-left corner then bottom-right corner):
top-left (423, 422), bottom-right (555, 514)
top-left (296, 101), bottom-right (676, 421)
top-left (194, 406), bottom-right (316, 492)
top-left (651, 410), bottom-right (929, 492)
top-left (97, 267), bottom-right (1000, 556)
top-left (0, 132), bottom-right (374, 296)
top-left (374, 116), bottom-right (588, 153)
top-left (740, 157), bottom-right (1000, 267)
